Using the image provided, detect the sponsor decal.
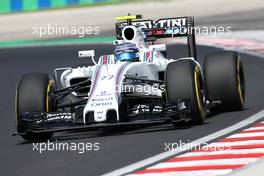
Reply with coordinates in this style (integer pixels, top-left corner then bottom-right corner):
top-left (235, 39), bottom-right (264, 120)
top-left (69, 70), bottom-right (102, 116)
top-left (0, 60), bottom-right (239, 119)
top-left (156, 18), bottom-right (187, 28)
top-left (96, 111), bottom-right (104, 115)
top-left (91, 102), bottom-right (113, 107)
top-left (36, 113), bottom-right (72, 124)
top-left (132, 21), bottom-right (153, 29)
top-left (100, 75), bottom-right (115, 80)
top-left (95, 91), bottom-right (112, 97)
top-left (92, 97), bottom-right (114, 102)
top-left (131, 18), bottom-right (187, 29)
top-left (133, 105), bottom-right (162, 114)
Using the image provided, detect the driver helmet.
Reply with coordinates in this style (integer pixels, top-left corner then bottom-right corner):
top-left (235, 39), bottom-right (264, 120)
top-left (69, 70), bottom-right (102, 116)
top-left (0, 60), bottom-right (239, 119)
top-left (114, 43), bottom-right (139, 62)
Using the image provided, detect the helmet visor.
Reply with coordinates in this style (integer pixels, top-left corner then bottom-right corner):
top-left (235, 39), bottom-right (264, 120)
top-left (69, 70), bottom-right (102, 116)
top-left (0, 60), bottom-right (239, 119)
top-left (115, 51), bottom-right (139, 62)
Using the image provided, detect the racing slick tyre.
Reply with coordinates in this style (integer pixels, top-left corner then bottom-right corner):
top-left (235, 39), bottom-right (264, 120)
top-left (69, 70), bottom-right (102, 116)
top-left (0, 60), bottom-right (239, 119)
top-left (165, 59), bottom-right (206, 125)
top-left (204, 51), bottom-right (245, 111)
top-left (16, 73), bottom-right (54, 141)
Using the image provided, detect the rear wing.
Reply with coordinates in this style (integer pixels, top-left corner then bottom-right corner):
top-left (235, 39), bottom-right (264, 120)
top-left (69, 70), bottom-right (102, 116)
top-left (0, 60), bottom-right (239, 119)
top-left (115, 16), bottom-right (197, 59)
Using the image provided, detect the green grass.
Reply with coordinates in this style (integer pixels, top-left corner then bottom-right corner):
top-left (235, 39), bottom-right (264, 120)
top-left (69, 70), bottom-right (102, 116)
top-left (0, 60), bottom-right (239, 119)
top-left (0, 36), bottom-right (116, 48)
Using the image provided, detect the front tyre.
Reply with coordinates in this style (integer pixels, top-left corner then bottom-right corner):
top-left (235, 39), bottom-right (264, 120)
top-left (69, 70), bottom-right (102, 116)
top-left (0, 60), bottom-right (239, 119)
top-left (165, 59), bottom-right (206, 125)
top-left (16, 73), bottom-right (54, 141)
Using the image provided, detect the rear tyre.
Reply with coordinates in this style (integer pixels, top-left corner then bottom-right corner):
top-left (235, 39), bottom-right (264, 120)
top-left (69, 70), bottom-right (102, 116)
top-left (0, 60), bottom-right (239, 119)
top-left (16, 73), bottom-right (54, 141)
top-left (165, 59), bottom-right (206, 125)
top-left (204, 51), bottom-right (245, 111)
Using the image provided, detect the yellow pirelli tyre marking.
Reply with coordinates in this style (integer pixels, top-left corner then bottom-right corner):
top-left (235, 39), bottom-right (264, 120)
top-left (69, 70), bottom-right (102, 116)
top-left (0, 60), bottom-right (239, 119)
top-left (194, 66), bottom-right (206, 117)
top-left (237, 56), bottom-right (245, 105)
top-left (46, 80), bottom-right (52, 112)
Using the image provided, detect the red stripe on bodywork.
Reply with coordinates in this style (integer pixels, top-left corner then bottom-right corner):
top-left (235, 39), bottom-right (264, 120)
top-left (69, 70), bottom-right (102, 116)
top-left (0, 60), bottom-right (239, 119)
top-left (103, 55), bottom-right (107, 65)
top-left (89, 65), bottom-right (101, 98)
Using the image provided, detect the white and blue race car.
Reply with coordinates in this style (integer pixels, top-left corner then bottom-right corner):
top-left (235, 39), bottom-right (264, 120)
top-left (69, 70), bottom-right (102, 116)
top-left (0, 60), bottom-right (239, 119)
top-left (15, 15), bottom-right (245, 141)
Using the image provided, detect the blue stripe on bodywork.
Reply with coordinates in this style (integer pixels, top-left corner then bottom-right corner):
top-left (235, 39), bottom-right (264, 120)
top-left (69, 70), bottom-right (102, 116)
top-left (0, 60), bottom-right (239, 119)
top-left (88, 64), bottom-right (102, 101)
top-left (115, 63), bottom-right (130, 103)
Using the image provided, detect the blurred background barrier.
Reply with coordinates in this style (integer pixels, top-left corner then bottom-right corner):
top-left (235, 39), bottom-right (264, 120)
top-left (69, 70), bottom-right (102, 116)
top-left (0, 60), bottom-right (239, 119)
top-left (0, 0), bottom-right (125, 13)
top-left (0, 0), bottom-right (263, 42)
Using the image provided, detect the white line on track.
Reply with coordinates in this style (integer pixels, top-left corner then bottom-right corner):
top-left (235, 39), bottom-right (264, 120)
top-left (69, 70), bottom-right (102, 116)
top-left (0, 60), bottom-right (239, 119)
top-left (227, 132), bottom-right (264, 138)
top-left (126, 169), bottom-right (233, 176)
top-left (147, 158), bottom-right (259, 169)
top-left (243, 126), bottom-right (264, 131)
top-left (102, 109), bottom-right (264, 176)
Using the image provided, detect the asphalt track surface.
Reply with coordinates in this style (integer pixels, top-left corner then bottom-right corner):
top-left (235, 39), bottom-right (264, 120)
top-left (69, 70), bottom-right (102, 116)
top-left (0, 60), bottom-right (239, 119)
top-left (1, 44), bottom-right (264, 176)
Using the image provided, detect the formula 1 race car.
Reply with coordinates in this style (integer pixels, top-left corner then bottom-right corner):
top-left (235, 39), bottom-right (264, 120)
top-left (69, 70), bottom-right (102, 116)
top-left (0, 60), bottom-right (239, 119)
top-left (14, 15), bottom-right (245, 141)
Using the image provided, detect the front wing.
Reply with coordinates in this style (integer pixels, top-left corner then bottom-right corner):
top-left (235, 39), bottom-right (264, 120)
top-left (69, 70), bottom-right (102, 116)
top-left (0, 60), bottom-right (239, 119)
top-left (13, 101), bottom-right (191, 136)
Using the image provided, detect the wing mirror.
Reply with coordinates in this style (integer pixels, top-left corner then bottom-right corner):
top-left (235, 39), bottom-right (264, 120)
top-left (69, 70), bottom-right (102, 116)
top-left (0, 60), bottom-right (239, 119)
top-left (78, 50), bottom-right (97, 65)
